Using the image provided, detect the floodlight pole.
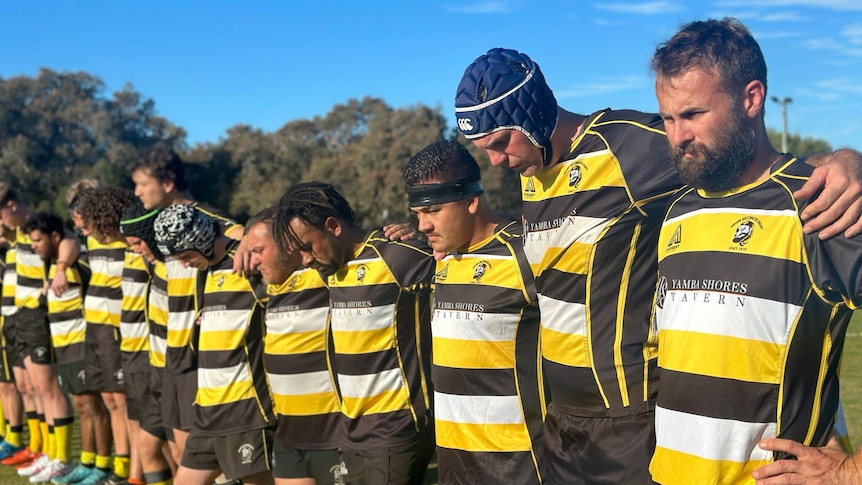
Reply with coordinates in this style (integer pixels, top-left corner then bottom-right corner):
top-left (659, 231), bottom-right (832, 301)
top-left (771, 96), bottom-right (792, 153)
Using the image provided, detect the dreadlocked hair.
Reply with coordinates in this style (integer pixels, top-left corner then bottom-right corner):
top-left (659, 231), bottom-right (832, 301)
top-left (273, 182), bottom-right (357, 255)
top-left (77, 186), bottom-right (137, 244)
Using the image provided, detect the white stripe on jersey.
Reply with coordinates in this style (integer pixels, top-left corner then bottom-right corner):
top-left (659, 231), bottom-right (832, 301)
top-left (198, 362), bottom-right (251, 389)
top-left (338, 367), bottom-right (404, 399)
top-left (538, 294), bottom-right (586, 336)
top-left (434, 392), bottom-right (525, 425)
top-left (656, 290), bottom-right (800, 344)
top-left (267, 370), bottom-right (335, 396)
top-left (330, 303), bottom-right (395, 332)
top-left (432, 312), bottom-right (520, 342)
top-left (655, 405), bottom-right (774, 463)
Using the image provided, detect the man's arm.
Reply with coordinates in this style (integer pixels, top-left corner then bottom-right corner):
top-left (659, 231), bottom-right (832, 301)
top-left (52, 231), bottom-right (81, 296)
top-left (798, 149), bottom-right (862, 239)
top-left (753, 438), bottom-right (862, 484)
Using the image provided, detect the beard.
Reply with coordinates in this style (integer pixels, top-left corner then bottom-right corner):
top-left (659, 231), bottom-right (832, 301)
top-left (670, 108), bottom-right (757, 192)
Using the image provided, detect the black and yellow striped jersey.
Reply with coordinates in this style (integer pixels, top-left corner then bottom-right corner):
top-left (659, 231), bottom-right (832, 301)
top-left (84, 237), bottom-right (126, 329)
top-left (120, 250), bottom-right (152, 373)
top-left (165, 202), bottom-right (240, 375)
top-left (650, 156), bottom-right (861, 484)
top-left (14, 227), bottom-right (45, 310)
top-left (194, 240), bottom-right (274, 435)
top-left (148, 260), bottom-right (168, 369)
top-left (432, 220), bottom-right (545, 484)
top-left (2, 242), bottom-right (16, 318)
top-left (328, 230), bottom-right (434, 449)
top-left (522, 109), bottom-right (679, 416)
top-left (264, 268), bottom-right (341, 450)
top-left (46, 256), bottom-right (90, 365)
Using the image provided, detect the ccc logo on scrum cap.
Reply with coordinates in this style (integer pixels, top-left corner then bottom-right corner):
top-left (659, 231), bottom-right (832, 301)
top-left (457, 118), bottom-right (474, 131)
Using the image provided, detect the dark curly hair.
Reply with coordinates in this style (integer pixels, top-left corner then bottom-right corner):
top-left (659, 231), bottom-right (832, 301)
top-left (77, 187), bottom-right (137, 244)
top-left (274, 182), bottom-right (357, 255)
top-left (129, 143), bottom-right (189, 191)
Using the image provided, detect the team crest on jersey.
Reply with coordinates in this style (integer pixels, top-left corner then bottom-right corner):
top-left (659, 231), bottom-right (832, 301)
top-left (238, 443), bottom-right (254, 465)
top-left (287, 276), bottom-right (297, 289)
top-left (330, 461), bottom-right (349, 485)
top-left (568, 162), bottom-right (585, 189)
top-left (655, 276), bottom-right (668, 309)
top-left (217, 275), bottom-right (225, 287)
top-left (435, 264), bottom-right (448, 283)
top-left (666, 225), bottom-right (682, 252)
top-left (472, 260), bottom-right (491, 282)
top-left (523, 177), bottom-right (537, 198)
top-left (731, 216), bottom-right (762, 248)
top-left (356, 264), bottom-right (368, 283)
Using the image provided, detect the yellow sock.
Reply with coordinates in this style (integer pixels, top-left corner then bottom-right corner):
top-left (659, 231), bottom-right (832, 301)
top-left (0, 402), bottom-right (5, 440)
top-left (47, 424), bottom-right (55, 460)
top-left (26, 412), bottom-right (40, 453)
top-left (6, 425), bottom-right (22, 448)
top-left (80, 450), bottom-right (95, 467)
top-left (113, 455), bottom-right (130, 478)
top-left (95, 454), bottom-right (112, 472)
top-left (53, 417), bottom-right (73, 464)
top-left (38, 416), bottom-right (48, 455)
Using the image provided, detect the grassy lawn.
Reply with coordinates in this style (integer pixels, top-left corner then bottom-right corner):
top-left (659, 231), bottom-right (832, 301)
top-left (1, 312), bottom-right (859, 483)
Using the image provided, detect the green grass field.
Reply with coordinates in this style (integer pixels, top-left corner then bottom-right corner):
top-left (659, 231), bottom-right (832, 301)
top-left (1, 313), bottom-right (860, 484)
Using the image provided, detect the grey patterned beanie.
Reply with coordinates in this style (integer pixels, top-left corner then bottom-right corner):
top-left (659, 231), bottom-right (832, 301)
top-left (154, 204), bottom-right (216, 259)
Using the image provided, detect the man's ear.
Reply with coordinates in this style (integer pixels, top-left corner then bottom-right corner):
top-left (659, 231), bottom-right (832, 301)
top-left (743, 79), bottom-right (766, 120)
top-left (51, 231), bottom-right (62, 247)
top-left (467, 196), bottom-right (481, 215)
top-left (323, 216), bottom-right (342, 237)
top-left (162, 179), bottom-right (176, 194)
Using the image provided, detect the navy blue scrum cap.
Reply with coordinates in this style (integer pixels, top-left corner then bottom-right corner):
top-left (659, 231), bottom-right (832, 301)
top-left (455, 47), bottom-right (559, 166)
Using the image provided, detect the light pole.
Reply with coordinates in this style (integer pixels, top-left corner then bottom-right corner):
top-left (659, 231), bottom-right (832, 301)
top-left (771, 96), bottom-right (792, 153)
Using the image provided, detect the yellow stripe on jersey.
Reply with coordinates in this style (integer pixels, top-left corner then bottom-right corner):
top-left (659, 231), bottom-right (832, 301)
top-left (660, 210), bottom-right (804, 263)
top-left (84, 308), bottom-right (120, 326)
top-left (89, 272), bottom-right (122, 288)
top-left (331, 328), bottom-right (394, 355)
top-left (196, 381), bottom-right (257, 407)
top-left (658, 330), bottom-right (782, 384)
top-left (341, 390), bottom-right (410, 419)
top-left (540, 327), bottom-right (591, 368)
top-left (650, 446), bottom-right (767, 485)
top-left (436, 421), bottom-right (532, 452)
top-left (521, 151), bottom-right (625, 201)
top-left (273, 392), bottom-right (341, 416)
top-left (15, 264), bottom-right (43, 280)
top-left (50, 330), bottom-right (86, 349)
top-left (197, 329), bottom-right (250, 352)
top-left (433, 338), bottom-right (515, 369)
top-left (440, 255), bottom-right (524, 290)
top-left (329, 259), bottom-right (396, 287)
top-left (264, 330), bottom-right (327, 355)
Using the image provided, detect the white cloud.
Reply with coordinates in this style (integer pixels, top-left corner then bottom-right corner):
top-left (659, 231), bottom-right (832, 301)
top-left (555, 76), bottom-right (646, 98)
top-left (445, 1), bottom-right (515, 14)
top-left (752, 30), bottom-right (805, 39)
top-left (817, 77), bottom-right (862, 96)
top-left (593, 18), bottom-right (630, 27)
top-left (842, 23), bottom-right (862, 45)
top-left (716, 0), bottom-right (862, 10)
top-left (800, 37), bottom-right (862, 57)
top-left (595, 2), bottom-right (683, 15)
top-left (759, 12), bottom-right (806, 21)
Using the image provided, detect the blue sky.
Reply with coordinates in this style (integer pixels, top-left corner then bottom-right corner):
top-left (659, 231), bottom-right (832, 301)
top-left (4, 1), bottom-right (862, 151)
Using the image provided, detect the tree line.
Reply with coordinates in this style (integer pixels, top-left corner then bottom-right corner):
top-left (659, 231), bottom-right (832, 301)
top-left (0, 68), bottom-right (829, 226)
